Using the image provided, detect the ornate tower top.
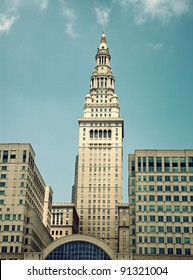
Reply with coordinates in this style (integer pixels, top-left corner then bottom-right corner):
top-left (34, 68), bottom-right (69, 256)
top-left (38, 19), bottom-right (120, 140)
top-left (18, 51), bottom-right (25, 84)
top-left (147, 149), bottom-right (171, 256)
top-left (83, 33), bottom-right (120, 119)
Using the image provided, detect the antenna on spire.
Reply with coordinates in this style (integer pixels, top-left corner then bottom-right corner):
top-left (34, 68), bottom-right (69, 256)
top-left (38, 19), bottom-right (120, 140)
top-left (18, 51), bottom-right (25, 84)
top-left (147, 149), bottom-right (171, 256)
top-left (102, 11), bottom-right (105, 32)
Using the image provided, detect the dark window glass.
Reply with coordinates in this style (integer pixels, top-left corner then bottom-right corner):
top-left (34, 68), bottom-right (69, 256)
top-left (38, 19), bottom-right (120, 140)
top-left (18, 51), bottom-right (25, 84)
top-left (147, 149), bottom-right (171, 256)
top-left (168, 248), bottom-right (173, 254)
top-left (166, 195), bottom-right (171, 201)
top-left (149, 176), bottom-right (154, 181)
top-left (3, 151), bottom-right (8, 163)
top-left (165, 185), bottom-right (171, 191)
top-left (185, 249), bottom-right (191, 255)
top-left (190, 176), bottom-right (193, 182)
top-left (174, 196), bottom-right (179, 201)
top-left (165, 176), bottom-right (170, 182)
top-left (176, 248), bottom-right (182, 255)
top-left (159, 248), bottom-right (165, 254)
top-left (157, 176), bottom-right (162, 181)
top-left (173, 185), bottom-right (179, 191)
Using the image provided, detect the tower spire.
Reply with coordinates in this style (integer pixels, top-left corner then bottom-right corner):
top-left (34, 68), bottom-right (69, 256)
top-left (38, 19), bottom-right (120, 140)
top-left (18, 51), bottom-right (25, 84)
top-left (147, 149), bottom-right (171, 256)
top-left (100, 32), bottom-right (106, 44)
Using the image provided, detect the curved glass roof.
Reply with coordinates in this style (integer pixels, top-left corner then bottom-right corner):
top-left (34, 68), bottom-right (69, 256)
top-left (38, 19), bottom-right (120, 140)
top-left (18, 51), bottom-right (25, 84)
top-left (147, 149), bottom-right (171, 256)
top-left (46, 240), bottom-right (111, 260)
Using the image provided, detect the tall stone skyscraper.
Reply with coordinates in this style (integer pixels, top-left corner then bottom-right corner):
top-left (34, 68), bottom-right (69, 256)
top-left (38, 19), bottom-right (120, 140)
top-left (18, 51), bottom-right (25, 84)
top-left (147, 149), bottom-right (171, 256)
top-left (74, 33), bottom-right (124, 252)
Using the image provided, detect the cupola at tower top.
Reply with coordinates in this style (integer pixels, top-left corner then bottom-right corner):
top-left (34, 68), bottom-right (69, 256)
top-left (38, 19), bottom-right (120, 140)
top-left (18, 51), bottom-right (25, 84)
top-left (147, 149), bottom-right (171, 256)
top-left (95, 32), bottom-right (111, 66)
top-left (83, 33), bottom-right (121, 119)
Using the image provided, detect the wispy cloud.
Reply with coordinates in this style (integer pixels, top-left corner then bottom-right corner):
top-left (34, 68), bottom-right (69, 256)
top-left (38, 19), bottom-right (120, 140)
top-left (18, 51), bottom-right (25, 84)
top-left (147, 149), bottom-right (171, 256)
top-left (0, 13), bottom-right (18, 33)
top-left (95, 7), bottom-right (111, 27)
top-left (37, 0), bottom-right (49, 11)
top-left (4, 0), bottom-right (49, 11)
top-left (148, 42), bottom-right (165, 51)
top-left (59, 0), bottom-right (78, 38)
top-left (116, 0), bottom-right (192, 24)
top-left (0, 0), bottom-right (49, 34)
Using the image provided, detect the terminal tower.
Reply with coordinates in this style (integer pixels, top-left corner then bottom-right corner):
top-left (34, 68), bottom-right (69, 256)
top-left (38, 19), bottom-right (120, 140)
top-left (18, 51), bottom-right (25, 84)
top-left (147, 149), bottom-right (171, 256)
top-left (73, 33), bottom-right (124, 252)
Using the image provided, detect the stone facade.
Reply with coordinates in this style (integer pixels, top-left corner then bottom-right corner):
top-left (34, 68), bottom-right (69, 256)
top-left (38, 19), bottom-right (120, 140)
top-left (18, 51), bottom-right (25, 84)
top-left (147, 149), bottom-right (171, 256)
top-left (0, 143), bottom-right (53, 259)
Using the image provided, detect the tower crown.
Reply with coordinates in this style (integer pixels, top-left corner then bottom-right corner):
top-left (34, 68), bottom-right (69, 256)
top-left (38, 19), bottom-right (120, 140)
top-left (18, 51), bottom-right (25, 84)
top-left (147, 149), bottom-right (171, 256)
top-left (95, 32), bottom-right (111, 67)
top-left (84, 33), bottom-right (120, 119)
top-left (88, 32), bottom-right (115, 94)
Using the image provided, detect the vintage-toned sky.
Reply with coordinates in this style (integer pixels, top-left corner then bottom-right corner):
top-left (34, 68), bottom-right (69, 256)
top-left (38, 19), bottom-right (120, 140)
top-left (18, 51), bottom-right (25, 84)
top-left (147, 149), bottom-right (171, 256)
top-left (1, 0), bottom-right (193, 202)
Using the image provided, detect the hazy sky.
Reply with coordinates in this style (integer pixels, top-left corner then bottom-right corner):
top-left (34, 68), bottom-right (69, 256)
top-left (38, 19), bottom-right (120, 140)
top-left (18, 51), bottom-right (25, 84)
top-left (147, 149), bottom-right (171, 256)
top-left (1, 0), bottom-right (193, 203)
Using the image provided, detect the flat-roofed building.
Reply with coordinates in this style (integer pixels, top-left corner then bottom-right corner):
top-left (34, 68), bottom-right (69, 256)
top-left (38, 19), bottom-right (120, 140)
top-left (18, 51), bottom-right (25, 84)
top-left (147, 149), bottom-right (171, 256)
top-left (0, 143), bottom-right (53, 259)
top-left (50, 203), bottom-right (79, 240)
top-left (128, 149), bottom-right (193, 259)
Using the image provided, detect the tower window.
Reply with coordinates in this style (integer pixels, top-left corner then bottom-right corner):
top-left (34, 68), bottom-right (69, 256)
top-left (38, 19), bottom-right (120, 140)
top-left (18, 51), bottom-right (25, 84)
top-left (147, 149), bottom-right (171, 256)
top-left (108, 130), bottom-right (112, 138)
top-left (94, 130), bottom-right (98, 138)
top-left (90, 130), bottom-right (93, 138)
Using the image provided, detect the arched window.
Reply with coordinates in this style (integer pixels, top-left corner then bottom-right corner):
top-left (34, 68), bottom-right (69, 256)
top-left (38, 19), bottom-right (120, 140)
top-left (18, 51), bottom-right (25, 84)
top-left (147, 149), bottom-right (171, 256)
top-left (104, 130), bottom-right (107, 138)
top-left (90, 130), bottom-right (93, 138)
top-left (108, 130), bottom-right (112, 138)
top-left (94, 130), bottom-right (98, 138)
top-left (99, 130), bottom-right (102, 138)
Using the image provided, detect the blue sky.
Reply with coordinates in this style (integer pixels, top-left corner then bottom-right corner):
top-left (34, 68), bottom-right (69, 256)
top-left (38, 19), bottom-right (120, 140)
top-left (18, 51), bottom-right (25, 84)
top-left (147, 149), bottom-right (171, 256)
top-left (1, 0), bottom-right (193, 203)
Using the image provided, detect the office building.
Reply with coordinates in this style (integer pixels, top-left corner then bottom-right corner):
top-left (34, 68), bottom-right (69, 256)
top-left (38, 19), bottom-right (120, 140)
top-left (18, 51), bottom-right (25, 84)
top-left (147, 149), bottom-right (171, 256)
top-left (0, 143), bottom-right (53, 259)
top-left (128, 149), bottom-right (193, 258)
